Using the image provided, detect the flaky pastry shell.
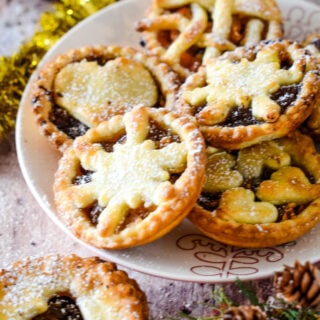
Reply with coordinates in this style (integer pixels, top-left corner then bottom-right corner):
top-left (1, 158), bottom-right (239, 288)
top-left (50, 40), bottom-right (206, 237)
top-left (0, 254), bottom-right (149, 319)
top-left (31, 45), bottom-right (180, 152)
top-left (188, 130), bottom-right (320, 248)
top-left (303, 33), bottom-right (320, 61)
top-left (136, 0), bottom-right (283, 78)
top-left (54, 106), bottom-right (206, 249)
top-left (177, 39), bottom-right (320, 149)
top-left (302, 33), bottom-right (320, 139)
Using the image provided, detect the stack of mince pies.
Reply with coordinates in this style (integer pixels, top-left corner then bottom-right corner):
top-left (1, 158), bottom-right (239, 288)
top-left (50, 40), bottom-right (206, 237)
top-left (30, 0), bottom-right (320, 251)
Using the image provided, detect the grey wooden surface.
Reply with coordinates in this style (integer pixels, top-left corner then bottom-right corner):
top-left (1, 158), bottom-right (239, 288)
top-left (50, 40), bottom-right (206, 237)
top-left (0, 0), bottom-right (319, 319)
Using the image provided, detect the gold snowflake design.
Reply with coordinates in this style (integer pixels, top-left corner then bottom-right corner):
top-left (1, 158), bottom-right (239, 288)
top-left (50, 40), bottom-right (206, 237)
top-left (183, 44), bottom-right (304, 125)
top-left (65, 107), bottom-right (187, 236)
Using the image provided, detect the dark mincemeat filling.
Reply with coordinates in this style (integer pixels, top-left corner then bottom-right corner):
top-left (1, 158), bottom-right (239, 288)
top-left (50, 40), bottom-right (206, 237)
top-left (169, 173), bottom-right (181, 184)
top-left (147, 119), bottom-right (181, 148)
top-left (270, 83), bottom-right (301, 113)
top-left (197, 192), bottom-right (221, 212)
top-left (276, 203), bottom-right (307, 222)
top-left (100, 133), bottom-right (127, 153)
top-left (280, 55), bottom-right (294, 70)
top-left (72, 168), bottom-right (94, 185)
top-left (216, 83), bottom-right (301, 127)
top-left (84, 201), bottom-right (104, 226)
top-left (50, 101), bottom-right (166, 141)
top-left (50, 105), bottom-right (89, 139)
top-left (311, 38), bottom-right (320, 50)
top-left (32, 295), bottom-right (83, 320)
top-left (219, 105), bottom-right (261, 127)
top-left (198, 158), bottom-right (311, 221)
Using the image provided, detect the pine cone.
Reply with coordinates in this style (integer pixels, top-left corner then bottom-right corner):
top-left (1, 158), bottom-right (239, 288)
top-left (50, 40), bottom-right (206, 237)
top-left (274, 260), bottom-right (320, 309)
top-left (223, 305), bottom-right (266, 319)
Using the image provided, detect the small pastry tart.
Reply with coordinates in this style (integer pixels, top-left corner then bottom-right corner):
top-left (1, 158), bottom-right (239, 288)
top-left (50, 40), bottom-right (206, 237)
top-left (53, 106), bottom-right (206, 249)
top-left (136, 0), bottom-right (283, 78)
top-left (0, 254), bottom-right (149, 319)
top-left (178, 39), bottom-right (320, 149)
top-left (31, 45), bottom-right (180, 152)
top-left (188, 130), bottom-right (320, 248)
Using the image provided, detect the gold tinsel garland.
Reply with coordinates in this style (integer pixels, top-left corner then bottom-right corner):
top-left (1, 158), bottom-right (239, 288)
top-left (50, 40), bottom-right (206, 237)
top-left (0, 0), bottom-right (115, 141)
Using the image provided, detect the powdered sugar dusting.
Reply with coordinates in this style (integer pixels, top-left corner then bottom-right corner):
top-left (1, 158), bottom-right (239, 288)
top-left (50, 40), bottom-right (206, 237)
top-left (54, 58), bottom-right (159, 127)
top-left (0, 255), bottom-right (76, 318)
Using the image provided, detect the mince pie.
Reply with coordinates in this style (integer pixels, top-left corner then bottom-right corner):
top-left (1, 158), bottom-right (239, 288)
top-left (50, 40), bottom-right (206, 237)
top-left (53, 106), bottom-right (206, 249)
top-left (0, 254), bottom-right (149, 319)
top-left (188, 130), bottom-right (320, 248)
top-left (178, 39), bottom-right (320, 149)
top-left (136, 0), bottom-right (283, 77)
top-left (31, 45), bottom-right (180, 152)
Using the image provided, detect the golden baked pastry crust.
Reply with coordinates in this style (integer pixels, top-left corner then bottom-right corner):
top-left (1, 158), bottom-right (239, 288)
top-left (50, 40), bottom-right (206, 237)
top-left (0, 254), bottom-right (149, 319)
top-left (178, 40), bottom-right (320, 149)
top-left (303, 33), bottom-right (320, 61)
top-left (31, 45), bottom-right (180, 152)
top-left (54, 106), bottom-right (206, 249)
top-left (188, 131), bottom-right (320, 248)
top-left (136, 0), bottom-right (283, 77)
top-left (303, 33), bottom-right (320, 138)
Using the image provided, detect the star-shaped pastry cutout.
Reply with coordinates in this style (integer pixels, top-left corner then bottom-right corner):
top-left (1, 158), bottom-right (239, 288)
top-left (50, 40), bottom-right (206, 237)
top-left (183, 45), bottom-right (304, 125)
top-left (66, 108), bottom-right (187, 236)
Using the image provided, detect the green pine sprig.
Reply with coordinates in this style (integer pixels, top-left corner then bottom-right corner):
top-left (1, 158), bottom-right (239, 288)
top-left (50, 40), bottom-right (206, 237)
top-left (170, 278), bottom-right (320, 320)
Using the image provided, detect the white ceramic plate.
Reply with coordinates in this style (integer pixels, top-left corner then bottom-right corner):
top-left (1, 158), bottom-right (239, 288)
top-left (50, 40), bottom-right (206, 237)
top-left (16, 0), bottom-right (320, 282)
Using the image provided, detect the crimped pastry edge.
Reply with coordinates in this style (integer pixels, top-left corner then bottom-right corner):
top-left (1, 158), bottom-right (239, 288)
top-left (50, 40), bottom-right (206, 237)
top-left (177, 40), bottom-right (320, 150)
top-left (0, 253), bottom-right (149, 319)
top-left (188, 130), bottom-right (320, 248)
top-left (31, 45), bottom-right (181, 153)
top-left (188, 200), bottom-right (320, 248)
top-left (53, 106), bottom-right (206, 249)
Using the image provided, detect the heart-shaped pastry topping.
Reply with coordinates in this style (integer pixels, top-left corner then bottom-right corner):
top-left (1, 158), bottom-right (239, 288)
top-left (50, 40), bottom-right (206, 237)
top-left (55, 58), bottom-right (158, 127)
top-left (256, 166), bottom-right (320, 205)
top-left (236, 141), bottom-right (291, 179)
top-left (216, 187), bottom-right (278, 224)
top-left (189, 130), bottom-right (320, 248)
top-left (203, 151), bottom-right (243, 194)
